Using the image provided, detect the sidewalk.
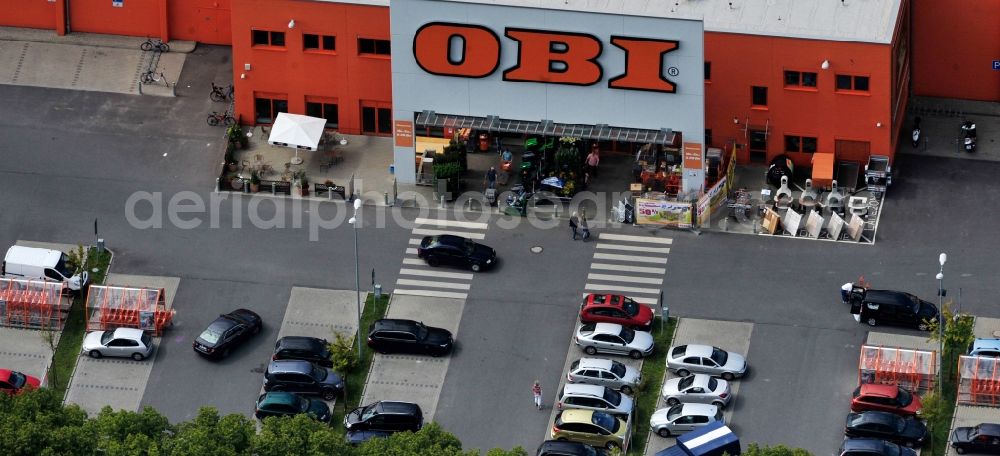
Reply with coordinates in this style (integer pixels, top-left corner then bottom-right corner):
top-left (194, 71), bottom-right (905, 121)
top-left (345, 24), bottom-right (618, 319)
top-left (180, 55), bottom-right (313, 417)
top-left (900, 96), bottom-right (1000, 162)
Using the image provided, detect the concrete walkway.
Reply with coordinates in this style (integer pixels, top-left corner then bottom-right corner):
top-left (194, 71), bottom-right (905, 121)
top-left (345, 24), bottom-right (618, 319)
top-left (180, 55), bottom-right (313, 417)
top-left (900, 96), bottom-right (1000, 162)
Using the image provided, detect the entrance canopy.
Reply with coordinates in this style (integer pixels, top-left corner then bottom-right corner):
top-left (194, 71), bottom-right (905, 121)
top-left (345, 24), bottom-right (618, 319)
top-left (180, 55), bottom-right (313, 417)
top-left (415, 111), bottom-right (677, 146)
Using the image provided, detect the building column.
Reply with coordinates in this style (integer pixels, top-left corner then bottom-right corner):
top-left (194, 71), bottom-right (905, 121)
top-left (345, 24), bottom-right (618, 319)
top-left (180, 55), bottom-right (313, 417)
top-left (158, 0), bottom-right (169, 42)
top-left (55, 0), bottom-right (67, 36)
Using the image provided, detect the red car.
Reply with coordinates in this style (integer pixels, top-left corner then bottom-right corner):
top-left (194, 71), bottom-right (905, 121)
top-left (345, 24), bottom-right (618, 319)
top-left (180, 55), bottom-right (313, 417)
top-left (579, 294), bottom-right (654, 329)
top-left (0, 369), bottom-right (41, 396)
top-left (851, 384), bottom-right (923, 416)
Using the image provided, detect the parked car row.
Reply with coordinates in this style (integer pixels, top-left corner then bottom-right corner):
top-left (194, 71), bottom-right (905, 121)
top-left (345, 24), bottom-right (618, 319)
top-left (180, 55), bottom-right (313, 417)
top-left (652, 344), bottom-right (750, 438)
top-left (838, 383), bottom-right (926, 456)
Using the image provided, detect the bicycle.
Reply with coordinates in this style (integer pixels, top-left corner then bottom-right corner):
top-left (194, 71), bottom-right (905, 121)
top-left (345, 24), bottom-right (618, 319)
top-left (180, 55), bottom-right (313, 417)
top-left (140, 38), bottom-right (169, 53)
top-left (210, 83), bottom-right (234, 102)
top-left (141, 69), bottom-right (169, 85)
top-left (207, 111), bottom-right (235, 127)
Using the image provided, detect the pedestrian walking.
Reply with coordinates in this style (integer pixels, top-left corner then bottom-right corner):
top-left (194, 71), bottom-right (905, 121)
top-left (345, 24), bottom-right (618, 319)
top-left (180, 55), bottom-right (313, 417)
top-left (569, 212), bottom-right (580, 240)
top-left (586, 148), bottom-right (600, 177)
top-left (532, 380), bottom-right (543, 410)
top-left (485, 166), bottom-right (498, 189)
top-left (580, 215), bottom-right (591, 241)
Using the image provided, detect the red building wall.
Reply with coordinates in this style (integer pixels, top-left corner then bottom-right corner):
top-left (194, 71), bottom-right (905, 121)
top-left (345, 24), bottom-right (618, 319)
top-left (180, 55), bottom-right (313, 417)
top-left (229, 0), bottom-right (392, 135)
top-left (911, 0), bottom-right (1000, 102)
top-left (168, 0), bottom-right (232, 45)
top-left (704, 32), bottom-right (895, 169)
top-left (0, 1), bottom-right (58, 30)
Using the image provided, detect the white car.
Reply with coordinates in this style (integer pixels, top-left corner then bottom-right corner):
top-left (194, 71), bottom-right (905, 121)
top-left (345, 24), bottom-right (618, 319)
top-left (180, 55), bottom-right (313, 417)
top-left (567, 357), bottom-right (642, 394)
top-left (666, 344), bottom-right (748, 380)
top-left (556, 383), bottom-right (635, 416)
top-left (574, 322), bottom-right (655, 359)
top-left (82, 328), bottom-right (155, 361)
top-left (650, 403), bottom-right (723, 438)
top-left (661, 374), bottom-right (731, 408)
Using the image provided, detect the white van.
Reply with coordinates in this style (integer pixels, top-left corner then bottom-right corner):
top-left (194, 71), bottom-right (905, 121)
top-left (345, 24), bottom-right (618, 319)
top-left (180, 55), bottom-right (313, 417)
top-left (2, 246), bottom-right (89, 293)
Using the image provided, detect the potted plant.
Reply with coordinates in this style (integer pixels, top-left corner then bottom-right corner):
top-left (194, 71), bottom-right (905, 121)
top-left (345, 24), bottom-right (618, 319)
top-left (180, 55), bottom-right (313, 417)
top-left (249, 170), bottom-right (260, 192)
top-left (224, 143), bottom-right (238, 172)
top-left (227, 124), bottom-right (249, 149)
top-left (294, 170), bottom-right (309, 196)
top-left (324, 179), bottom-right (335, 189)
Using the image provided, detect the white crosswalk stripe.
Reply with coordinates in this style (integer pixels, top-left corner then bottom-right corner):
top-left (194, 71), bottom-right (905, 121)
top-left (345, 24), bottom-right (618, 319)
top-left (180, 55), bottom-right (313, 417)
top-left (393, 217), bottom-right (490, 299)
top-left (583, 232), bottom-right (673, 311)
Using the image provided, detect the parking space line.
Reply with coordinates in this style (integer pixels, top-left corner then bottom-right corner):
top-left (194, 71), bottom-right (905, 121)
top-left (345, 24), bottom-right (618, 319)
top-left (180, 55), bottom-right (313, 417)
top-left (598, 233), bottom-right (674, 244)
top-left (412, 228), bottom-right (486, 239)
top-left (394, 289), bottom-right (468, 299)
top-left (396, 279), bottom-right (471, 290)
top-left (414, 218), bottom-right (490, 230)
top-left (596, 243), bottom-right (670, 254)
top-left (587, 273), bottom-right (663, 285)
top-left (584, 283), bottom-right (661, 295)
top-left (593, 253), bottom-right (668, 264)
top-left (590, 263), bottom-right (666, 274)
top-left (399, 268), bottom-right (474, 280)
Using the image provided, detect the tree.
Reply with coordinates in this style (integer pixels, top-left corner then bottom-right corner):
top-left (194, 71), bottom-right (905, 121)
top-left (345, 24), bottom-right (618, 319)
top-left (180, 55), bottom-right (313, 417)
top-left (0, 388), bottom-right (93, 456)
top-left (89, 406), bottom-right (171, 455)
top-left (354, 422), bottom-right (474, 456)
top-left (925, 302), bottom-right (976, 379)
top-left (253, 413), bottom-right (351, 456)
top-left (328, 331), bottom-right (359, 374)
top-left (162, 407), bottom-right (254, 456)
top-left (742, 443), bottom-right (813, 456)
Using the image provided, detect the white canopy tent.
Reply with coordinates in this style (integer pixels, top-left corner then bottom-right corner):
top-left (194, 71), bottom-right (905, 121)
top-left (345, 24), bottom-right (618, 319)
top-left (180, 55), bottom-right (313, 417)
top-left (268, 112), bottom-right (326, 164)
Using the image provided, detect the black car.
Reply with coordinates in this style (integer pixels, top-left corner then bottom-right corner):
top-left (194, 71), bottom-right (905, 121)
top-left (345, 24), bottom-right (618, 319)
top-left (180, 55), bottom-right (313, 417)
top-left (850, 289), bottom-right (939, 330)
top-left (417, 234), bottom-right (497, 272)
top-left (263, 360), bottom-right (345, 401)
top-left (193, 308), bottom-right (263, 359)
top-left (273, 336), bottom-right (332, 367)
top-left (839, 438), bottom-right (917, 456)
top-left (845, 411), bottom-right (928, 447)
top-left (537, 439), bottom-right (608, 456)
top-left (367, 319), bottom-right (454, 356)
top-left (344, 400), bottom-right (423, 433)
top-left (952, 423), bottom-right (1000, 454)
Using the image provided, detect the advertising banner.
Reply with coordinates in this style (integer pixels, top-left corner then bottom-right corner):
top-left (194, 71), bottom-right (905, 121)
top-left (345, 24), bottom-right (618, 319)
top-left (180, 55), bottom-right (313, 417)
top-left (635, 198), bottom-right (691, 228)
top-left (696, 176), bottom-right (728, 227)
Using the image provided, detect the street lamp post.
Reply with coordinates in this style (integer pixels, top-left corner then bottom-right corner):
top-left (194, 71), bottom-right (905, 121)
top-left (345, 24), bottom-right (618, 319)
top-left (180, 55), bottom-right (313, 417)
top-left (350, 198), bottom-right (363, 361)
top-left (936, 252), bottom-right (946, 394)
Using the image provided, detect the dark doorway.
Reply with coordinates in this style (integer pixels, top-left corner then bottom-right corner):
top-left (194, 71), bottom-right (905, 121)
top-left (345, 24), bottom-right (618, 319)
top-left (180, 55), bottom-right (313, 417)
top-left (749, 129), bottom-right (768, 163)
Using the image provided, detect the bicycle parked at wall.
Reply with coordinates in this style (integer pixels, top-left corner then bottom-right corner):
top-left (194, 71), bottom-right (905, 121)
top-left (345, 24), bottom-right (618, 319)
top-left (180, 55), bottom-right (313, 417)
top-left (210, 83), bottom-right (234, 102)
top-left (140, 38), bottom-right (169, 53)
top-left (207, 111), bottom-right (235, 127)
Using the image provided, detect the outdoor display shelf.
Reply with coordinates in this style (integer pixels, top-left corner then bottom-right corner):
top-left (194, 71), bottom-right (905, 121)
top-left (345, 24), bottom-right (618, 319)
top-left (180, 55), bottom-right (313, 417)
top-left (85, 285), bottom-right (175, 336)
top-left (0, 277), bottom-right (68, 330)
top-left (858, 344), bottom-right (938, 394)
top-left (958, 355), bottom-right (1000, 407)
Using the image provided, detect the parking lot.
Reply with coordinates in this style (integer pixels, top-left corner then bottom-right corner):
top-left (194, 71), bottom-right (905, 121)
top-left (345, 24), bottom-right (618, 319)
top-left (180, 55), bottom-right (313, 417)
top-left (65, 273), bottom-right (179, 416)
top-left (360, 293), bottom-right (465, 423)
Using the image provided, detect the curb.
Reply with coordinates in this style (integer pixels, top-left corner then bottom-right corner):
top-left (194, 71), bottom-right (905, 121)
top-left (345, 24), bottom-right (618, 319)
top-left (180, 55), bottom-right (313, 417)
top-left (60, 245), bottom-right (115, 405)
top-left (0, 27), bottom-right (198, 53)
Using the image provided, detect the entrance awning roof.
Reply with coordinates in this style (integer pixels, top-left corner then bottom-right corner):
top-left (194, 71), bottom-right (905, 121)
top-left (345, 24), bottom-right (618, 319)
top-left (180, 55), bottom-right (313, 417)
top-left (415, 112), bottom-right (677, 146)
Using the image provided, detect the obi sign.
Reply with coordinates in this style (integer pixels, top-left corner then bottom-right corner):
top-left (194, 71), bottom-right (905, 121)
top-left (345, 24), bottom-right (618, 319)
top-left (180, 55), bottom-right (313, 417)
top-left (412, 22), bottom-right (681, 93)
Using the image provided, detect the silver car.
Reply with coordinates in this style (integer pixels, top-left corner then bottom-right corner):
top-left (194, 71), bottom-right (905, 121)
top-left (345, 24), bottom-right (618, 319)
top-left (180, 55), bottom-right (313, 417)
top-left (556, 383), bottom-right (635, 417)
top-left (666, 344), bottom-right (748, 380)
top-left (567, 357), bottom-right (641, 394)
top-left (650, 403), bottom-right (723, 438)
top-left (575, 322), bottom-right (655, 359)
top-left (82, 327), bottom-right (155, 361)
top-left (661, 373), bottom-right (731, 408)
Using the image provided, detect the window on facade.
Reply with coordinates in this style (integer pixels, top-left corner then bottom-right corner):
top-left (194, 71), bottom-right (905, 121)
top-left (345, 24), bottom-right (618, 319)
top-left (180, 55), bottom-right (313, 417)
top-left (704, 62), bottom-right (711, 81)
top-left (361, 105), bottom-right (392, 135)
top-left (751, 86), bottom-right (768, 106)
top-left (306, 101), bottom-right (339, 128)
top-left (785, 135), bottom-right (818, 153)
top-left (304, 34), bottom-right (336, 51)
top-left (254, 96), bottom-right (288, 123)
top-left (784, 70), bottom-right (817, 88)
top-left (252, 30), bottom-right (285, 47)
top-left (358, 38), bottom-right (391, 56)
top-left (836, 74), bottom-right (870, 92)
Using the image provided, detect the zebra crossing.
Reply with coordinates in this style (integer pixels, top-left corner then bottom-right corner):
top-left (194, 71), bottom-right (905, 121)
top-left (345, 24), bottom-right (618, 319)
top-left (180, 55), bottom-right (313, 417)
top-left (583, 233), bottom-right (672, 305)
top-left (394, 217), bottom-right (490, 300)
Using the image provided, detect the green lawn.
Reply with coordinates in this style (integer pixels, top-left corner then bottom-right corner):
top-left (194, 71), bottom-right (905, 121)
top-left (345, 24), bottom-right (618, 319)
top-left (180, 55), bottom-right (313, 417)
top-left (629, 317), bottom-right (677, 456)
top-left (929, 345), bottom-right (959, 456)
top-left (331, 292), bottom-right (390, 432)
top-left (48, 247), bottom-right (113, 398)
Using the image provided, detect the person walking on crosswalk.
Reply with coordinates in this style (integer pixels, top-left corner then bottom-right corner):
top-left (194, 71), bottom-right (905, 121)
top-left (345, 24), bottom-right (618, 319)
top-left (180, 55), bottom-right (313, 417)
top-left (569, 212), bottom-right (580, 240)
top-left (579, 215), bottom-right (591, 241)
top-left (532, 380), bottom-right (543, 410)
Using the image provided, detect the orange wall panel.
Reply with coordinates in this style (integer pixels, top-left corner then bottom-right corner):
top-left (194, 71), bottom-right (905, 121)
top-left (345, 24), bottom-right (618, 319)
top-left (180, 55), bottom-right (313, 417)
top-left (911, 0), bottom-right (1000, 102)
top-left (0, 1), bottom-right (59, 30)
top-left (704, 32), bottom-right (894, 168)
top-left (68, 0), bottom-right (162, 37)
top-left (168, 0), bottom-right (233, 45)
top-left (230, 0), bottom-right (392, 134)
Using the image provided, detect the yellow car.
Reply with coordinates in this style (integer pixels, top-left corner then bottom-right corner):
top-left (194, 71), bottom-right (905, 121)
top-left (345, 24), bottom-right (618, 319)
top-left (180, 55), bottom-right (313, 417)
top-left (551, 409), bottom-right (630, 451)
